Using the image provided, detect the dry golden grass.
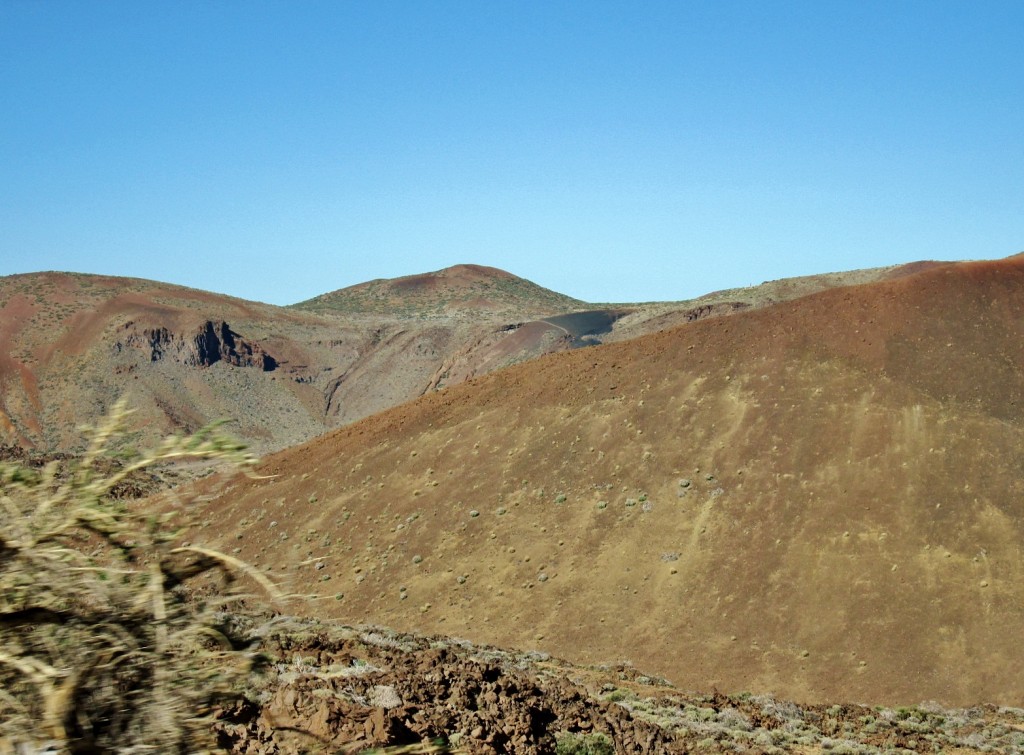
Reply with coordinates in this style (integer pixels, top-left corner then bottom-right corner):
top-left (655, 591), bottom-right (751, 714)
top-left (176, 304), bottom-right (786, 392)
top-left (0, 401), bottom-right (283, 753)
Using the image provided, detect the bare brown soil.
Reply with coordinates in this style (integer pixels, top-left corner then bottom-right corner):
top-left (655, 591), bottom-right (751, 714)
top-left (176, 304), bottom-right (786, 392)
top-left (184, 255), bottom-right (1024, 707)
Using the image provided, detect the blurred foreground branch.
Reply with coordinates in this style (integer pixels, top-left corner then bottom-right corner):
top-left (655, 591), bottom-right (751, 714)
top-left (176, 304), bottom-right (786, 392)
top-left (0, 400), bottom-right (281, 753)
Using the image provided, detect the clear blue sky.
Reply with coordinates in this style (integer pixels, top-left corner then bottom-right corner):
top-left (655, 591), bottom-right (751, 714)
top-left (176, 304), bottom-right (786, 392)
top-left (2, 1), bottom-right (1022, 305)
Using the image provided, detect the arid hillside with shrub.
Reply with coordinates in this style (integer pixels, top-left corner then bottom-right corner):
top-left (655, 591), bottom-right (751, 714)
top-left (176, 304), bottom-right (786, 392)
top-left (187, 255), bottom-right (1024, 708)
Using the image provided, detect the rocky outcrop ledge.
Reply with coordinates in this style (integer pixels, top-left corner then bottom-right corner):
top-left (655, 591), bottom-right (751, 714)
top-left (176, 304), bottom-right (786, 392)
top-left (213, 622), bottom-right (679, 754)
top-left (116, 320), bottom-right (277, 371)
top-left (211, 620), bottom-right (1024, 754)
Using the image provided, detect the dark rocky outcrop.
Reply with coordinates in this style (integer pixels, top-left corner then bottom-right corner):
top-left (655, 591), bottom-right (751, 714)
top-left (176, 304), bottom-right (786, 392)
top-left (213, 625), bottom-right (684, 754)
top-left (211, 622), bottom-right (1024, 754)
top-left (188, 320), bottom-right (277, 370)
top-left (117, 320), bottom-right (277, 371)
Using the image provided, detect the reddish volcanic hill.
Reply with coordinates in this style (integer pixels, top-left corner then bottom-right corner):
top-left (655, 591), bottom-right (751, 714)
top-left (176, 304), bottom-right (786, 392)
top-left (192, 255), bottom-right (1024, 707)
top-left (0, 269), bottom-right (594, 453)
top-left (292, 263), bottom-right (586, 318)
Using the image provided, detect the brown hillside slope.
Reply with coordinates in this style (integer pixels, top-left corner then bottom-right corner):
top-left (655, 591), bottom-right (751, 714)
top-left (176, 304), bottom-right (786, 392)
top-left (194, 255), bottom-right (1024, 707)
top-left (0, 269), bottom-right (600, 453)
top-left (0, 272), bottom-right (393, 452)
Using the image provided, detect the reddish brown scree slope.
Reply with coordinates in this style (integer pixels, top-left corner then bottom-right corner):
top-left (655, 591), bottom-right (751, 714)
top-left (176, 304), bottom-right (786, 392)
top-left (194, 256), bottom-right (1024, 707)
top-left (194, 256), bottom-right (1024, 706)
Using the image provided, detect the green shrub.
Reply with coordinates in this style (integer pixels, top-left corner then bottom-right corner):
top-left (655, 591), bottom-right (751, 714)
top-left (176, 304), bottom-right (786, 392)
top-left (555, 731), bottom-right (614, 755)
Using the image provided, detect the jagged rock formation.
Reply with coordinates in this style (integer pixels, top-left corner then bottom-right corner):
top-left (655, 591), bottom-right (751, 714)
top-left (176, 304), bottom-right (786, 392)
top-left (217, 625), bottom-right (679, 754)
top-left (117, 320), bottom-right (277, 370)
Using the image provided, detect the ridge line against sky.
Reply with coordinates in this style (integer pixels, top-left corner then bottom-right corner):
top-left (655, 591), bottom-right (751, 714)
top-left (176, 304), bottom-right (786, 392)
top-left (1, 1), bottom-right (1022, 306)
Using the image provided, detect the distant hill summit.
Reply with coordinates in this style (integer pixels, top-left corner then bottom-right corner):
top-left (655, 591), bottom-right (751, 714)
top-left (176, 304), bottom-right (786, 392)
top-left (291, 264), bottom-right (586, 318)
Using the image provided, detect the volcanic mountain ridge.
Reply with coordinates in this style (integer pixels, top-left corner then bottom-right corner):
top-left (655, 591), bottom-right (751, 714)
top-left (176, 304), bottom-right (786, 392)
top-left (0, 263), bottom-right (905, 455)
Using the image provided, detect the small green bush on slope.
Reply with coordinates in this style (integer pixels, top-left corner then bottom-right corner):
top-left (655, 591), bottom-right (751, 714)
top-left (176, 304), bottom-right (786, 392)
top-left (555, 731), bottom-right (614, 755)
top-left (0, 401), bottom-right (280, 753)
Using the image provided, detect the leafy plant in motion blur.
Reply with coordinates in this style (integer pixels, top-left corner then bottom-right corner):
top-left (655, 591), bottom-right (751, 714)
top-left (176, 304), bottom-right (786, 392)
top-left (0, 401), bottom-right (281, 753)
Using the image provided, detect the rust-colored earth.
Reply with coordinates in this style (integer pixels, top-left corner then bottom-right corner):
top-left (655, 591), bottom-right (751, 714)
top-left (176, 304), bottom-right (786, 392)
top-left (186, 255), bottom-right (1024, 708)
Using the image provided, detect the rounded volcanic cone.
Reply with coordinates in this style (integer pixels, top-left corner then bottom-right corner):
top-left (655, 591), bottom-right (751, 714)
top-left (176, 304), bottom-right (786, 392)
top-left (196, 254), bottom-right (1024, 707)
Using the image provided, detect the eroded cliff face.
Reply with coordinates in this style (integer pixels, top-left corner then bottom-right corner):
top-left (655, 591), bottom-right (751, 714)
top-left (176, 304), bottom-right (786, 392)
top-left (116, 320), bottom-right (277, 371)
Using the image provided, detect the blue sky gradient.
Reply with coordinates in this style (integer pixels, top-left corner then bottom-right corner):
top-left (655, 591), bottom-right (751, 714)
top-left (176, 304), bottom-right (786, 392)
top-left (2, 1), bottom-right (1022, 305)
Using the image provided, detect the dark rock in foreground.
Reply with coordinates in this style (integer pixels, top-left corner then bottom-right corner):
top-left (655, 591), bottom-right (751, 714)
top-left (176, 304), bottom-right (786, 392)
top-left (214, 619), bottom-right (1024, 754)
